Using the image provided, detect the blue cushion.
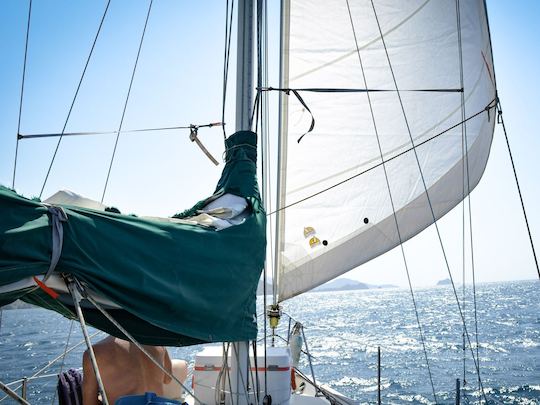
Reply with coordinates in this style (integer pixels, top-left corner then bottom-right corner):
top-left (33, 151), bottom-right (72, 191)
top-left (115, 392), bottom-right (184, 405)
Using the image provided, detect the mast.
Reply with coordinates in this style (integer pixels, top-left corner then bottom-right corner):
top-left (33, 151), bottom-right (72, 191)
top-left (273, 0), bottom-right (290, 305)
top-left (231, 0), bottom-right (255, 404)
top-left (235, 0), bottom-right (255, 132)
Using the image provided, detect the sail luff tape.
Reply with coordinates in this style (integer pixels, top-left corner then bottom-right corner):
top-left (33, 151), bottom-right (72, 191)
top-left (42, 205), bottom-right (68, 282)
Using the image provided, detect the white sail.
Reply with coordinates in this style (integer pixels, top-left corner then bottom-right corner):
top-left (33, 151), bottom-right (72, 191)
top-left (275, 0), bottom-right (497, 301)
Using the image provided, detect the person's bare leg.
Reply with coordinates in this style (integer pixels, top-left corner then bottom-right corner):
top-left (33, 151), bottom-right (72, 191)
top-left (163, 360), bottom-right (188, 400)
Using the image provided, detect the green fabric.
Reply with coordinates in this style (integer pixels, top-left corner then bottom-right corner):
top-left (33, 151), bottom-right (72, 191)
top-left (0, 131), bottom-right (266, 346)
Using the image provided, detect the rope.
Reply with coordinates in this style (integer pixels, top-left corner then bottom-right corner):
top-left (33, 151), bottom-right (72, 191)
top-left (231, 343), bottom-right (250, 404)
top-left (221, 0), bottom-right (235, 141)
top-left (251, 90), bottom-right (261, 132)
top-left (12, 0), bottom-right (32, 189)
top-left (251, 341), bottom-right (260, 404)
top-left (101, 0), bottom-right (153, 204)
top-left (260, 86), bottom-right (463, 93)
top-left (215, 343), bottom-right (234, 405)
top-left (345, 2), bottom-right (438, 402)
top-left (259, 88), bottom-right (314, 142)
top-left (225, 343), bottom-right (235, 405)
top-left (497, 101), bottom-right (540, 280)
top-left (369, 1), bottom-right (489, 403)
top-left (266, 100), bottom-right (496, 217)
top-left (261, 84), bottom-right (465, 142)
top-left (39, 0), bottom-right (111, 199)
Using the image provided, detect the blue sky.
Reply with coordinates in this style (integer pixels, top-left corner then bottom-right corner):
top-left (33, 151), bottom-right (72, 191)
top-left (0, 1), bottom-right (538, 288)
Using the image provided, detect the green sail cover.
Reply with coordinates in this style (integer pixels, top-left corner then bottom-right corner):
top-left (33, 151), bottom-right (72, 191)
top-left (0, 131), bottom-right (266, 346)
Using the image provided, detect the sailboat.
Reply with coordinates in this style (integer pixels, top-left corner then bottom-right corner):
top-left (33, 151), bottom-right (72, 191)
top-left (1, 0), bottom-right (538, 404)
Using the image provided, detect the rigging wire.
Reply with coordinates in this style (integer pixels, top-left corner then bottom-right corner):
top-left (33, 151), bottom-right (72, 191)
top-left (455, 0), bottom-right (469, 396)
top-left (225, 343), bottom-right (236, 405)
top-left (369, 1), bottom-right (489, 402)
top-left (467, 167), bottom-right (482, 402)
top-left (266, 101), bottom-right (496, 217)
top-left (12, 0), bottom-right (32, 189)
top-left (345, 1), bottom-right (437, 402)
top-left (39, 0), bottom-right (112, 199)
top-left (255, 0), bottom-right (269, 399)
top-left (81, 290), bottom-right (201, 404)
top-left (0, 331), bottom-right (104, 403)
top-left (263, 0), bottom-right (271, 396)
top-left (455, 0), bottom-right (483, 400)
top-left (50, 320), bottom-right (75, 405)
top-left (231, 343), bottom-right (251, 404)
top-left (222, 0), bottom-right (235, 141)
top-left (18, 122), bottom-right (223, 140)
top-left (497, 102), bottom-right (540, 281)
top-left (101, 0), bottom-right (153, 204)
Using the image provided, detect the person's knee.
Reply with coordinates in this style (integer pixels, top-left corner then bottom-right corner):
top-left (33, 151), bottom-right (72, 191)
top-left (163, 359), bottom-right (188, 400)
top-left (172, 359), bottom-right (188, 382)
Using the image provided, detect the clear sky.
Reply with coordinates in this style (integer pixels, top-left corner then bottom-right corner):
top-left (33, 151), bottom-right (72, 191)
top-left (0, 1), bottom-right (538, 289)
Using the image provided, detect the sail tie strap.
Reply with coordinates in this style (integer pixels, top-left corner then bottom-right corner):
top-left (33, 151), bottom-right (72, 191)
top-left (43, 205), bottom-right (68, 282)
top-left (190, 125), bottom-right (219, 165)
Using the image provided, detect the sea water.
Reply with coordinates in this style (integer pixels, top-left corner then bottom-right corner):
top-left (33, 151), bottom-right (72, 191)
top-left (0, 280), bottom-right (538, 404)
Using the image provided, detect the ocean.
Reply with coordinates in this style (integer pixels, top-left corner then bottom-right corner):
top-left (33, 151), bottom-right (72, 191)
top-left (0, 280), bottom-right (538, 404)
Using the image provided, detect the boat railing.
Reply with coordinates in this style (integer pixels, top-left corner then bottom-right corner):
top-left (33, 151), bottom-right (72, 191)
top-left (0, 329), bottom-right (103, 404)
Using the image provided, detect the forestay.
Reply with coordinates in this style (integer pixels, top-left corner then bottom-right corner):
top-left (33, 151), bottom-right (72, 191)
top-left (275, 0), bottom-right (497, 301)
top-left (0, 131), bottom-right (266, 346)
